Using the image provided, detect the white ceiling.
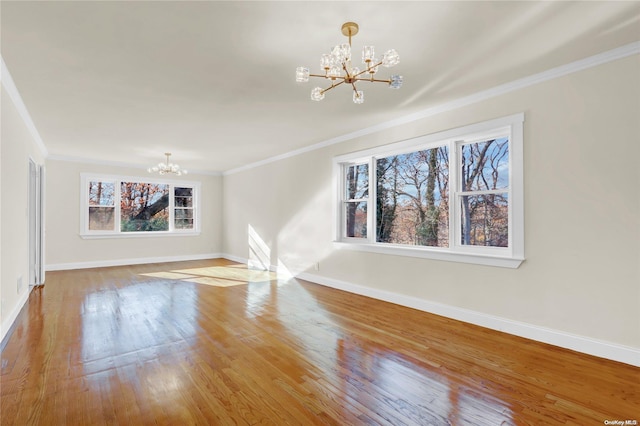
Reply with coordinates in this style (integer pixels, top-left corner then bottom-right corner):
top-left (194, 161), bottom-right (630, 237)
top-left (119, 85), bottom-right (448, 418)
top-left (2, 1), bottom-right (639, 173)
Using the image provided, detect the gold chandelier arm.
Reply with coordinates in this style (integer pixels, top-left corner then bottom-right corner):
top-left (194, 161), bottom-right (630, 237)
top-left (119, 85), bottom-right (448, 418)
top-left (321, 80), bottom-right (346, 94)
top-left (353, 68), bottom-right (369, 78)
top-left (341, 62), bottom-right (356, 80)
top-left (365, 60), bottom-right (384, 74)
top-left (354, 77), bottom-right (392, 84)
top-left (342, 65), bottom-right (350, 79)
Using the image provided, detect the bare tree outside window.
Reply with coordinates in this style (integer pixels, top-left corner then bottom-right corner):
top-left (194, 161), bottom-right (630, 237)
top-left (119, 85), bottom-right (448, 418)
top-left (460, 138), bottom-right (509, 247)
top-left (376, 146), bottom-right (449, 247)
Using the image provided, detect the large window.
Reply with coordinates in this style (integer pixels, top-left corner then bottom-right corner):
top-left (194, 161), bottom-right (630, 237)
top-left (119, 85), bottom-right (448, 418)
top-left (81, 174), bottom-right (200, 237)
top-left (334, 114), bottom-right (524, 268)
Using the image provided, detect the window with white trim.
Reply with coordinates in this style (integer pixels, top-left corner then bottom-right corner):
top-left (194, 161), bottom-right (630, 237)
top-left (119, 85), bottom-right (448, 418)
top-left (334, 114), bottom-right (524, 268)
top-left (81, 174), bottom-right (200, 237)
top-left (344, 163), bottom-right (369, 239)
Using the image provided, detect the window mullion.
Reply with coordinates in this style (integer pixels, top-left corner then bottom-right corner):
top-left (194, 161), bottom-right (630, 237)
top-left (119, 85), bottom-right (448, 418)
top-left (368, 157), bottom-right (375, 243)
top-left (82, 176), bottom-right (88, 233)
top-left (115, 180), bottom-right (122, 233)
top-left (339, 164), bottom-right (346, 240)
top-left (510, 120), bottom-right (524, 258)
top-left (450, 141), bottom-right (460, 250)
top-left (169, 185), bottom-right (174, 232)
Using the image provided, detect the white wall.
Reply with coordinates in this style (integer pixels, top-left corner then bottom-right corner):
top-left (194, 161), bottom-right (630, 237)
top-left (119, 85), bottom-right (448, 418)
top-left (45, 159), bottom-right (223, 269)
top-left (223, 55), bottom-right (640, 363)
top-left (1, 86), bottom-right (46, 341)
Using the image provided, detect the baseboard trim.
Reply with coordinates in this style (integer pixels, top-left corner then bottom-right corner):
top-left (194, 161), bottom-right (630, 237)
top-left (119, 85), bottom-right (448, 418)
top-left (45, 253), bottom-right (223, 271)
top-left (222, 253), bottom-right (250, 265)
top-left (1, 287), bottom-right (32, 349)
top-left (295, 272), bottom-right (640, 367)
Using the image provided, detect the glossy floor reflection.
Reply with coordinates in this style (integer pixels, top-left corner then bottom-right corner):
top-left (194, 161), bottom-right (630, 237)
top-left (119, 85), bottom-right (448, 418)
top-left (1, 259), bottom-right (638, 425)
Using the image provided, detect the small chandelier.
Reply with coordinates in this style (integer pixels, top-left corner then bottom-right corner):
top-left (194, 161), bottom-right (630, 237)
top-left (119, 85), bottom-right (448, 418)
top-left (295, 22), bottom-right (402, 104)
top-left (147, 152), bottom-right (187, 176)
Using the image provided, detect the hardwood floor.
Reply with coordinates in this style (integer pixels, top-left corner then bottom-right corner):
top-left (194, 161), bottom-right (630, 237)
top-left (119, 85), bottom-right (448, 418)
top-left (1, 259), bottom-right (638, 425)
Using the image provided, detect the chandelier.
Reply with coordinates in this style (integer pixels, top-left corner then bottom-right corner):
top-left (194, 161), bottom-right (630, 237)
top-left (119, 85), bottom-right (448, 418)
top-left (147, 153), bottom-right (187, 176)
top-left (295, 22), bottom-right (402, 104)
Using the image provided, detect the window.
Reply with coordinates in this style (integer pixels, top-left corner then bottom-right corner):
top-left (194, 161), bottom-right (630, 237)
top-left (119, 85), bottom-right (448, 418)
top-left (174, 187), bottom-right (195, 230)
top-left (376, 146), bottom-right (450, 247)
top-left (88, 180), bottom-right (115, 231)
top-left (334, 114), bottom-right (524, 268)
top-left (81, 174), bottom-right (200, 238)
top-left (344, 163), bottom-right (369, 238)
top-left (459, 138), bottom-right (509, 248)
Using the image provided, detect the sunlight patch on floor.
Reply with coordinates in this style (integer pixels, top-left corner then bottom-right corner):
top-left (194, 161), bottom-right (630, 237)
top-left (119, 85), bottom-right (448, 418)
top-left (176, 266), bottom-right (276, 283)
top-left (140, 271), bottom-right (197, 280)
top-left (140, 265), bottom-right (277, 287)
top-left (181, 276), bottom-right (247, 287)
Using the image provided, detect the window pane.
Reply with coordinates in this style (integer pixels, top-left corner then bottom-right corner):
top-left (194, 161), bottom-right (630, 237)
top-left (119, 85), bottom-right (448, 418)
top-left (89, 181), bottom-right (114, 206)
top-left (175, 209), bottom-right (193, 219)
top-left (461, 138), bottom-right (509, 191)
top-left (175, 208), bottom-right (194, 229)
top-left (175, 187), bottom-right (193, 207)
top-left (345, 164), bottom-right (368, 200)
top-left (461, 193), bottom-right (508, 247)
top-left (175, 187), bottom-right (193, 197)
top-left (175, 219), bottom-right (194, 229)
top-left (89, 207), bottom-right (114, 231)
top-left (120, 182), bottom-right (169, 232)
top-left (375, 147), bottom-right (449, 247)
top-left (345, 201), bottom-right (367, 238)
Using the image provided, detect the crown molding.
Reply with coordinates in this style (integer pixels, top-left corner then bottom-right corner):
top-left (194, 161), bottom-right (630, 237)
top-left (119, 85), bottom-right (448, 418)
top-left (1, 56), bottom-right (49, 157)
top-left (223, 40), bottom-right (640, 176)
top-left (47, 154), bottom-right (222, 176)
top-left (4, 41), bottom-right (639, 176)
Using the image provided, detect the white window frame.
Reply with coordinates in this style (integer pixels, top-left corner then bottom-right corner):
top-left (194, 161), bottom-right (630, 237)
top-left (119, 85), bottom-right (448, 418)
top-left (80, 173), bottom-right (201, 239)
top-left (333, 113), bottom-right (524, 268)
top-left (341, 160), bottom-right (371, 241)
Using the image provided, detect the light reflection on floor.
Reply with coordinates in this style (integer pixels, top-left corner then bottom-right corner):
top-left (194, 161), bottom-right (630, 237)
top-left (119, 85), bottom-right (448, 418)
top-left (81, 283), bottom-right (198, 363)
top-left (96, 261), bottom-right (515, 423)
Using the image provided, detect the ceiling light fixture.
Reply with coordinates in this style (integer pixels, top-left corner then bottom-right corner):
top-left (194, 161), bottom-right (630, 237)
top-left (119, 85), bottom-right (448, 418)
top-left (147, 152), bottom-right (187, 176)
top-left (296, 22), bottom-right (402, 104)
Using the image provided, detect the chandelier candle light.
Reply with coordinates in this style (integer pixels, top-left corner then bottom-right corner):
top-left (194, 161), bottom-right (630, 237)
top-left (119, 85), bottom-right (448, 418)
top-left (147, 153), bottom-right (187, 176)
top-left (296, 22), bottom-right (402, 104)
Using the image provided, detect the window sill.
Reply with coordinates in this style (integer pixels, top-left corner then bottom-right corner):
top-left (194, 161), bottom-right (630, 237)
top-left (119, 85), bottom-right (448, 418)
top-left (333, 241), bottom-right (524, 269)
top-left (80, 231), bottom-right (201, 240)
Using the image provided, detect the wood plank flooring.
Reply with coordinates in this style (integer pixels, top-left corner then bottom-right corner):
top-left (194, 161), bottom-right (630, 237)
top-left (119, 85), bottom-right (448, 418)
top-left (1, 259), bottom-right (638, 425)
